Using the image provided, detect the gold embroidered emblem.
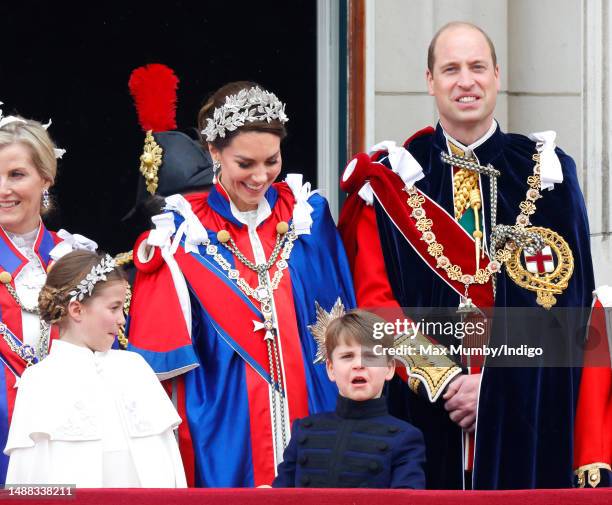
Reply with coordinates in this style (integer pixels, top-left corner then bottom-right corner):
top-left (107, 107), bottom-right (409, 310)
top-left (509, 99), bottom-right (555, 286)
top-left (392, 331), bottom-right (462, 402)
top-left (139, 130), bottom-right (163, 195)
top-left (504, 226), bottom-right (574, 309)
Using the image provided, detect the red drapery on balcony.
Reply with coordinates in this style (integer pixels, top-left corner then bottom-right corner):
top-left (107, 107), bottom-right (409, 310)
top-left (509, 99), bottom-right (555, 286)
top-left (4, 487), bottom-right (611, 505)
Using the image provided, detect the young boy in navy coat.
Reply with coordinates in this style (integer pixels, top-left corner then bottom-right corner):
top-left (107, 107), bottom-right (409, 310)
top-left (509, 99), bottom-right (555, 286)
top-left (272, 309), bottom-right (426, 488)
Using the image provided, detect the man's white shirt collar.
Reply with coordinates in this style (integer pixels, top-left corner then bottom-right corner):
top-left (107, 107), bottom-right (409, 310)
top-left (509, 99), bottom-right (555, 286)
top-left (442, 120), bottom-right (498, 154)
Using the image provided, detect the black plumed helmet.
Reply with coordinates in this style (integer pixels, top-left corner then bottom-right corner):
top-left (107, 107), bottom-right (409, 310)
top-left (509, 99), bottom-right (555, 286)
top-left (124, 64), bottom-right (213, 220)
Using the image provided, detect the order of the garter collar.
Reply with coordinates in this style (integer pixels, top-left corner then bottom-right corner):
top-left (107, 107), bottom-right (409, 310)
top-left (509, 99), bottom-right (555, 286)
top-left (202, 86), bottom-right (289, 142)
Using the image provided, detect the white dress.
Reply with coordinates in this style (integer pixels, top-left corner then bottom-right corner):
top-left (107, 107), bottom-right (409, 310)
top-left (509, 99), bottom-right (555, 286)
top-left (4, 340), bottom-right (187, 488)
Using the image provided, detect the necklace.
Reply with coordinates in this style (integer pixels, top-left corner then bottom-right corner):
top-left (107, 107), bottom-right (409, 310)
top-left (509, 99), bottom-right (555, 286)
top-left (491, 153), bottom-right (573, 309)
top-left (0, 272), bottom-right (39, 313)
top-left (408, 150), bottom-right (548, 310)
top-left (0, 271), bottom-right (51, 365)
top-left (404, 185), bottom-right (501, 312)
top-left (201, 220), bottom-right (298, 451)
top-left (217, 221), bottom-right (296, 317)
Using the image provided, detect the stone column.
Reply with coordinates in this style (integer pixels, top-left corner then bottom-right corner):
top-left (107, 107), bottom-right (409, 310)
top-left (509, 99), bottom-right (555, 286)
top-left (582, 0), bottom-right (611, 285)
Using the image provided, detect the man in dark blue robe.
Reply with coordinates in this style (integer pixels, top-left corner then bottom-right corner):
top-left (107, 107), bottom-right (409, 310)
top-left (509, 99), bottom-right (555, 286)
top-left (338, 21), bottom-right (594, 489)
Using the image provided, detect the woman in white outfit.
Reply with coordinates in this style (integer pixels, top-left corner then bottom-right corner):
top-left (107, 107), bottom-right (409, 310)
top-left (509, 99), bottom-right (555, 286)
top-left (4, 250), bottom-right (186, 488)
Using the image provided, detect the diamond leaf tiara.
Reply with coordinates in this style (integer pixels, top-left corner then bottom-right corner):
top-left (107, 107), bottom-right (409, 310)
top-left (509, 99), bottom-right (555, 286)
top-left (69, 254), bottom-right (116, 303)
top-left (202, 86), bottom-right (289, 142)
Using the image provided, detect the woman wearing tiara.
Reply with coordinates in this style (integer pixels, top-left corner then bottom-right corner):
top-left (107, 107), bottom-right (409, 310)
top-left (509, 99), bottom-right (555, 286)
top-left (127, 81), bottom-right (355, 487)
top-left (0, 107), bottom-right (96, 485)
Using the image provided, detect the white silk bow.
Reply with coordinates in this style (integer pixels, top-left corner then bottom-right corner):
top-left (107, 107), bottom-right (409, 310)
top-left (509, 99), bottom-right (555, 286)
top-left (285, 173), bottom-right (316, 235)
top-left (594, 285), bottom-right (612, 308)
top-left (358, 182), bottom-right (374, 205)
top-left (528, 131), bottom-right (563, 191)
top-left (164, 194), bottom-right (209, 254)
top-left (49, 229), bottom-right (98, 261)
top-left (369, 140), bottom-right (424, 189)
top-left (147, 213), bottom-right (176, 248)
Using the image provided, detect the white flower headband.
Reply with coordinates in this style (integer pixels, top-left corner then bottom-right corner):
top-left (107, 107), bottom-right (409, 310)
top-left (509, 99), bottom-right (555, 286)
top-left (0, 102), bottom-right (66, 159)
top-left (69, 254), bottom-right (116, 303)
top-left (202, 86), bottom-right (289, 142)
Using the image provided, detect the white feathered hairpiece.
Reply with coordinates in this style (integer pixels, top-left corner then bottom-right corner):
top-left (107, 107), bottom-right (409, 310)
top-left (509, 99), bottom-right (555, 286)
top-left (0, 102), bottom-right (66, 159)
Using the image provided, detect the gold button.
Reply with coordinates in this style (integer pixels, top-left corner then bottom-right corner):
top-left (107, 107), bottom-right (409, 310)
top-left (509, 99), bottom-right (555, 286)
top-left (276, 221), bottom-right (289, 235)
top-left (0, 271), bottom-right (12, 284)
top-left (141, 153), bottom-right (154, 166)
top-left (217, 230), bottom-right (231, 244)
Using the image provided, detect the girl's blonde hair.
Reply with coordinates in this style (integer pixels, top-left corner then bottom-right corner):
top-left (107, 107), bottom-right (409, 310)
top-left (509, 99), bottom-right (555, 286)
top-left (0, 118), bottom-right (58, 213)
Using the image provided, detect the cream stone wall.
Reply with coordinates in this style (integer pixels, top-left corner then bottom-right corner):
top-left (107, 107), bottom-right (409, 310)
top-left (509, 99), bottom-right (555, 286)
top-left (366, 0), bottom-right (611, 285)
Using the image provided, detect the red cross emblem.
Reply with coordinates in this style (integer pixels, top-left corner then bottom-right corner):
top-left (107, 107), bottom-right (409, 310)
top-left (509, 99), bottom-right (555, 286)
top-left (524, 246), bottom-right (555, 274)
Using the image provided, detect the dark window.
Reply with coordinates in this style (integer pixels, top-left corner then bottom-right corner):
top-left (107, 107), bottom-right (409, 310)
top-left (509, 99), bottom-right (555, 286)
top-left (0, 2), bottom-right (317, 253)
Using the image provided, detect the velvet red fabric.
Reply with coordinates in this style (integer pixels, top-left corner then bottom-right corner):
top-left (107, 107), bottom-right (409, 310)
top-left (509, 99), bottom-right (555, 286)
top-left (16, 487), bottom-right (612, 505)
top-left (574, 298), bottom-right (612, 480)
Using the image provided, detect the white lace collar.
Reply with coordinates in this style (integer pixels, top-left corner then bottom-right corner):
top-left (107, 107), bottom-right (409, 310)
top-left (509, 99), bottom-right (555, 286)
top-left (3, 225), bottom-right (40, 251)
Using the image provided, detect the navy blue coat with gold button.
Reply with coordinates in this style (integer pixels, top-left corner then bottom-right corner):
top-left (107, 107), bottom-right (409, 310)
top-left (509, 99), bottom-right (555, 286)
top-left (272, 395), bottom-right (426, 489)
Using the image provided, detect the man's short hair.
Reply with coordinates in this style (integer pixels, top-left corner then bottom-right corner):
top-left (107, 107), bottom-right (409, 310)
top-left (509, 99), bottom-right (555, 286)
top-left (427, 21), bottom-right (498, 73)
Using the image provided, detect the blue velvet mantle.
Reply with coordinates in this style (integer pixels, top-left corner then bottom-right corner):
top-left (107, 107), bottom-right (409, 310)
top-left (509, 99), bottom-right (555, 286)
top-left (377, 124), bottom-right (595, 489)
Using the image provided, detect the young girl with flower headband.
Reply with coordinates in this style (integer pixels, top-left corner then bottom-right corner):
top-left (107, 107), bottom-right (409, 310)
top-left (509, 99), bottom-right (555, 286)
top-left (3, 250), bottom-right (186, 487)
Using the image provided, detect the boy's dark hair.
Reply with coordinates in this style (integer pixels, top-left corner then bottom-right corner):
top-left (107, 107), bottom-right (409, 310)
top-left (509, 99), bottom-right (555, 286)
top-left (325, 309), bottom-right (394, 362)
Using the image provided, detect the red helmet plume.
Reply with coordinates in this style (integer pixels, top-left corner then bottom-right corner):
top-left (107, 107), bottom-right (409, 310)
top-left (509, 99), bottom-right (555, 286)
top-left (128, 63), bottom-right (179, 132)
